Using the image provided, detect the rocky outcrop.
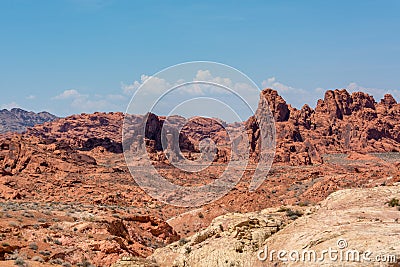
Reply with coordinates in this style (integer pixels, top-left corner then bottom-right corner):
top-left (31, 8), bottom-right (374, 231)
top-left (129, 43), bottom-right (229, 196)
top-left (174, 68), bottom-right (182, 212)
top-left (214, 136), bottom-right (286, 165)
top-left (2, 88), bottom-right (400, 170)
top-left (260, 89), bottom-right (290, 122)
top-left (26, 112), bottom-right (124, 153)
top-left (1, 88), bottom-right (400, 266)
top-left (0, 108), bottom-right (58, 134)
top-left (148, 208), bottom-right (294, 267)
top-left (249, 88), bottom-right (400, 165)
top-left (0, 135), bottom-right (96, 178)
top-left (0, 201), bottom-right (179, 267)
top-left (147, 185), bottom-right (400, 267)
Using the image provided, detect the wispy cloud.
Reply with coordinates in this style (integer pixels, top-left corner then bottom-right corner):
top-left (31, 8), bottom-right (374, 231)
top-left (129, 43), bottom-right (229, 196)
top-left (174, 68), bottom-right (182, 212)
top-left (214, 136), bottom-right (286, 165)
top-left (53, 89), bottom-right (83, 100)
top-left (347, 82), bottom-right (400, 102)
top-left (261, 77), bottom-right (399, 108)
top-left (1, 102), bottom-right (21, 110)
top-left (122, 69), bottom-right (256, 97)
top-left (121, 70), bottom-right (260, 121)
top-left (122, 75), bottom-right (171, 96)
top-left (52, 89), bottom-right (126, 114)
top-left (262, 77), bottom-right (321, 108)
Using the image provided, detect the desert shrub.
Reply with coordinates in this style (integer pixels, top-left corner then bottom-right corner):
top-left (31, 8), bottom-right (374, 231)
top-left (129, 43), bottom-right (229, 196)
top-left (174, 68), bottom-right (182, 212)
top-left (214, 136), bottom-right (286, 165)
top-left (22, 212), bottom-right (34, 218)
top-left (29, 242), bottom-right (38, 250)
top-left (277, 206), bottom-right (290, 212)
top-left (285, 209), bottom-right (303, 220)
top-left (298, 201), bottom-right (310, 207)
top-left (39, 250), bottom-right (51, 256)
top-left (32, 255), bottom-right (44, 262)
top-left (77, 259), bottom-right (95, 267)
top-left (387, 198), bottom-right (400, 207)
top-left (14, 257), bottom-right (26, 267)
top-left (178, 238), bottom-right (189, 246)
top-left (50, 258), bottom-right (63, 265)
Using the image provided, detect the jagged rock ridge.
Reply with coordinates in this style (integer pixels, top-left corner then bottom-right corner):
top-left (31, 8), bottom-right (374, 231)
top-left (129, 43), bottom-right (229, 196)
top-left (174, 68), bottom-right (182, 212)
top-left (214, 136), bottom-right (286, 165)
top-left (7, 88), bottom-right (400, 168)
top-left (248, 88), bottom-right (400, 165)
top-left (0, 108), bottom-right (58, 134)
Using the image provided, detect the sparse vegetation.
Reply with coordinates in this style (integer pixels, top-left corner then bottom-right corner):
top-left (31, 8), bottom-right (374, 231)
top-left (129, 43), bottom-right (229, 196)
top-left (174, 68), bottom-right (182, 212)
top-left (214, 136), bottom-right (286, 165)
top-left (286, 209), bottom-right (303, 219)
top-left (386, 198), bottom-right (400, 207)
top-left (50, 258), bottom-right (64, 265)
top-left (29, 242), bottom-right (38, 250)
top-left (298, 201), bottom-right (310, 207)
top-left (179, 238), bottom-right (189, 246)
top-left (39, 250), bottom-right (51, 256)
top-left (277, 206), bottom-right (290, 212)
top-left (277, 206), bottom-right (304, 219)
top-left (32, 255), bottom-right (44, 262)
top-left (14, 257), bottom-right (26, 267)
top-left (77, 259), bottom-right (95, 267)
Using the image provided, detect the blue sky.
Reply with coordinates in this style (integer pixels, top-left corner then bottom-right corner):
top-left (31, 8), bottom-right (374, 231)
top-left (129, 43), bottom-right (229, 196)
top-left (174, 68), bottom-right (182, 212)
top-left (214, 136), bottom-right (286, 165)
top-left (1, 0), bottom-right (399, 117)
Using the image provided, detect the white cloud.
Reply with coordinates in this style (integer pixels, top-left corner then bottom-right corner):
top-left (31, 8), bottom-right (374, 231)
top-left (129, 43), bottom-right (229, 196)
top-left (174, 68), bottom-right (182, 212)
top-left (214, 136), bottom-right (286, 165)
top-left (122, 70), bottom-right (241, 97)
top-left (260, 78), bottom-right (400, 108)
top-left (194, 69), bottom-right (212, 81)
top-left (53, 89), bottom-right (82, 100)
top-left (122, 75), bottom-right (170, 95)
top-left (346, 82), bottom-right (400, 102)
top-left (1, 102), bottom-right (21, 110)
top-left (52, 89), bottom-right (125, 114)
top-left (121, 70), bottom-right (261, 121)
top-left (189, 69), bottom-right (236, 95)
top-left (26, 95), bottom-right (36, 100)
top-left (122, 80), bottom-right (142, 95)
top-left (194, 70), bottom-right (233, 88)
top-left (262, 77), bottom-right (321, 108)
top-left (262, 77), bottom-right (307, 94)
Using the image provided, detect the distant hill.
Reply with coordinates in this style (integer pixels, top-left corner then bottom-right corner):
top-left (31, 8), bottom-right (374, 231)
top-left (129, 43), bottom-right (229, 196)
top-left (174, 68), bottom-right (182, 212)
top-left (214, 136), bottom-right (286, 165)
top-left (0, 108), bottom-right (58, 134)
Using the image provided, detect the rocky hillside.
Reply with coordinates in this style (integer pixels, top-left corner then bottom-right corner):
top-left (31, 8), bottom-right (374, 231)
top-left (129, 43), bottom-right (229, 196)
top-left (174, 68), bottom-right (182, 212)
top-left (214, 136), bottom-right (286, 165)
top-left (1, 89), bottom-right (400, 266)
top-left (24, 88), bottom-right (400, 166)
top-left (115, 185), bottom-right (400, 267)
top-left (248, 89), bottom-right (400, 165)
top-left (0, 108), bottom-right (58, 134)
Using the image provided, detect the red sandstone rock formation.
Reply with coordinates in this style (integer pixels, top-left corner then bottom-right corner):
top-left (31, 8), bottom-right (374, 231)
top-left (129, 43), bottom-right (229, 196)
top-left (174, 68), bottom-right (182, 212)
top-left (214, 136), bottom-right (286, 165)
top-left (2, 88), bottom-right (399, 169)
top-left (249, 88), bottom-right (400, 165)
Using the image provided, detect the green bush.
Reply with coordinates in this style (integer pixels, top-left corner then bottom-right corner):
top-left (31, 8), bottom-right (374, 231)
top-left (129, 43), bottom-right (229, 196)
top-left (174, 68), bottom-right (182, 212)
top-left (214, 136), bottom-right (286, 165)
top-left (286, 209), bottom-right (303, 220)
top-left (387, 198), bottom-right (400, 207)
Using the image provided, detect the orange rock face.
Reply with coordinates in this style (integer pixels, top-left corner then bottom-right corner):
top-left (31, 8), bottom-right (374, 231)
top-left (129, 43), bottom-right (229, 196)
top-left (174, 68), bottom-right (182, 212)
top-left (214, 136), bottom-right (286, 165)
top-left (248, 88), bottom-right (400, 165)
top-left (0, 88), bottom-right (400, 266)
